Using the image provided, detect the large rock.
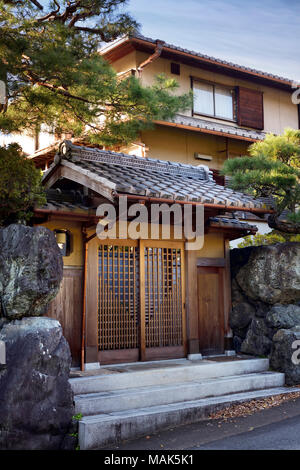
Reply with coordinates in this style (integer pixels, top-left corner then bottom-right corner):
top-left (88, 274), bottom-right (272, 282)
top-left (241, 322), bottom-right (273, 357)
top-left (234, 243), bottom-right (300, 305)
top-left (0, 224), bottom-right (63, 319)
top-left (0, 317), bottom-right (74, 450)
top-left (270, 327), bottom-right (300, 385)
top-left (229, 302), bottom-right (255, 339)
top-left (265, 304), bottom-right (300, 330)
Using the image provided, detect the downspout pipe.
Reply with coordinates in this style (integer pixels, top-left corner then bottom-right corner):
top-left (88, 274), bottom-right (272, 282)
top-left (137, 40), bottom-right (165, 77)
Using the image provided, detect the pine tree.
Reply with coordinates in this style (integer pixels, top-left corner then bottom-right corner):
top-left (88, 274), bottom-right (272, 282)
top-left (0, 143), bottom-right (46, 226)
top-left (222, 129), bottom-right (300, 234)
top-left (0, 0), bottom-right (191, 145)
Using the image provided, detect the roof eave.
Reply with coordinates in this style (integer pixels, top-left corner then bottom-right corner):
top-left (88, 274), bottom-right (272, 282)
top-left (154, 120), bottom-right (262, 143)
top-left (101, 35), bottom-right (294, 91)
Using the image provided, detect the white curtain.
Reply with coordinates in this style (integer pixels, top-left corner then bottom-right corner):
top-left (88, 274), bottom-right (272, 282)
top-left (215, 86), bottom-right (233, 120)
top-left (193, 82), bottom-right (214, 116)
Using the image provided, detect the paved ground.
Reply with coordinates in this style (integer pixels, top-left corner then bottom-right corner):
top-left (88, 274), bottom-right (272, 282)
top-left (104, 397), bottom-right (300, 450)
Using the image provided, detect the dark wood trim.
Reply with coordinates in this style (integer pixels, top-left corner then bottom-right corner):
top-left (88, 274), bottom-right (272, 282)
top-left (197, 257), bottom-right (226, 267)
top-left (197, 266), bottom-right (225, 355)
top-left (145, 346), bottom-right (185, 361)
top-left (139, 239), bottom-right (146, 361)
top-left (85, 237), bottom-right (99, 363)
top-left (185, 249), bottom-right (199, 354)
top-left (47, 266), bottom-right (83, 367)
top-left (86, 346), bottom-right (98, 363)
top-left (223, 238), bottom-right (232, 338)
top-left (190, 76), bottom-right (194, 117)
top-left (99, 348), bottom-right (139, 365)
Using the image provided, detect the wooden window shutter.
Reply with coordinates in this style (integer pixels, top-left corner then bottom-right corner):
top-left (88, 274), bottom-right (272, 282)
top-left (237, 86), bottom-right (264, 130)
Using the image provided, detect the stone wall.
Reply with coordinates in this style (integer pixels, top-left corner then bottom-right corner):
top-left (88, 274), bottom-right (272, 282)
top-left (0, 224), bottom-right (75, 449)
top-left (230, 242), bottom-right (300, 385)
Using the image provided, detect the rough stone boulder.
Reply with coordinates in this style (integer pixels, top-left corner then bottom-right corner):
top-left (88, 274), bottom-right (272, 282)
top-left (270, 327), bottom-right (300, 385)
top-left (0, 317), bottom-right (75, 450)
top-left (229, 302), bottom-right (255, 339)
top-left (233, 242), bottom-right (300, 305)
top-left (265, 304), bottom-right (300, 330)
top-left (241, 318), bottom-right (273, 356)
top-left (0, 224), bottom-right (63, 319)
top-left (230, 243), bottom-right (300, 384)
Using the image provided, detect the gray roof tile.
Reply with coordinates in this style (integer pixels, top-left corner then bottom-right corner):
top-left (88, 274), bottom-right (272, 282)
top-left (48, 141), bottom-right (269, 210)
top-left (126, 33), bottom-right (294, 85)
top-left (168, 114), bottom-right (266, 141)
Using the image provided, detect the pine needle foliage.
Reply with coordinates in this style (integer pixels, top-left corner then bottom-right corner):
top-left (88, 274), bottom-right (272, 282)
top-left (222, 129), bottom-right (300, 233)
top-left (0, 0), bottom-right (192, 145)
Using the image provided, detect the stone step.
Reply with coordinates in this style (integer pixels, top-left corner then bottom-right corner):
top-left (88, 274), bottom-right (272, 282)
top-left (70, 358), bottom-right (270, 395)
top-left (78, 385), bottom-right (299, 450)
top-left (74, 371), bottom-right (284, 415)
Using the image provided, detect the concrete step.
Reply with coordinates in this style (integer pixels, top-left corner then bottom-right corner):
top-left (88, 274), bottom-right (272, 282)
top-left (70, 358), bottom-right (270, 395)
top-left (74, 371), bottom-right (285, 415)
top-left (78, 385), bottom-right (299, 450)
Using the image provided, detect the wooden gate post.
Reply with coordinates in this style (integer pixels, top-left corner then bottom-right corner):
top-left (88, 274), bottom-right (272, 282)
top-left (139, 239), bottom-right (146, 361)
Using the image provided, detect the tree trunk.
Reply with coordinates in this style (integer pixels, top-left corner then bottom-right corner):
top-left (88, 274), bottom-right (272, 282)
top-left (268, 214), bottom-right (300, 234)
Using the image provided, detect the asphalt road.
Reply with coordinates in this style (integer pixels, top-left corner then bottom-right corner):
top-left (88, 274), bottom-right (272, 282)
top-left (193, 414), bottom-right (300, 450)
top-left (105, 397), bottom-right (300, 451)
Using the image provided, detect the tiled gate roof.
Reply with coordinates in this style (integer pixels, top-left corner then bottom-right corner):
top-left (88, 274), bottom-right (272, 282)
top-left (44, 141), bottom-right (268, 210)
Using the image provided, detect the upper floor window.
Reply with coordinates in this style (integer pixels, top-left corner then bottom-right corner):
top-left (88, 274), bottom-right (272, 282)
top-left (193, 80), bottom-right (236, 121)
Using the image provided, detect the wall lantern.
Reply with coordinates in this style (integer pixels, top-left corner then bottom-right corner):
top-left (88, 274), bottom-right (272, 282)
top-left (54, 229), bottom-right (71, 257)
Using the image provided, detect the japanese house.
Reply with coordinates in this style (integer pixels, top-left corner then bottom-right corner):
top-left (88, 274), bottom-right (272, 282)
top-left (24, 33), bottom-right (298, 368)
top-left (34, 140), bottom-right (269, 368)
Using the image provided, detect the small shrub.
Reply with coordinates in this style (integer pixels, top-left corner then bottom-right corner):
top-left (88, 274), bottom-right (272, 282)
top-left (237, 231), bottom-right (300, 248)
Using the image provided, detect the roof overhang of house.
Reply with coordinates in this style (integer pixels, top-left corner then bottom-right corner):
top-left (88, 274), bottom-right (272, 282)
top-left (100, 34), bottom-right (295, 92)
top-left (155, 114), bottom-right (265, 143)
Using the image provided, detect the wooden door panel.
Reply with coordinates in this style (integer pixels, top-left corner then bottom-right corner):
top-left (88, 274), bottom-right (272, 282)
top-left (197, 267), bottom-right (224, 355)
top-left (98, 243), bottom-right (140, 364)
top-left (97, 240), bottom-right (186, 364)
top-left (47, 267), bottom-right (83, 366)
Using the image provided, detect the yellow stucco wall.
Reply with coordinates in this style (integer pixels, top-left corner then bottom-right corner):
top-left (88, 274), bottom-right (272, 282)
top-left (40, 220), bottom-right (84, 267)
top-left (197, 231), bottom-right (224, 258)
top-left (111, 50), bottom-right (137, 74)
top-left (141, 125), bottom-right (249, 169)
top-left (118, 50), bottom-right (299, 136)
top-left (39, 218), bottom-right (224, 271)
top-left (136, 52), bottom-right (298, 135)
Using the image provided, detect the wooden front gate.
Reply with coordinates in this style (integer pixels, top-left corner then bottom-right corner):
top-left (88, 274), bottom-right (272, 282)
top-left (197, 266), bottom-right (224, 355)
top-left (98, 240), bottom-right (186, 364)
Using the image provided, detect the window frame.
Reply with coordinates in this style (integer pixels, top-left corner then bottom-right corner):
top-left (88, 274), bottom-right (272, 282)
top-left (191, 77), bottom-right (237, 123)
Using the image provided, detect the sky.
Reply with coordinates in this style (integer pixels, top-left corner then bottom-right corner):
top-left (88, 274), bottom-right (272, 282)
top-left (127, 0), bottom-right (300, 82)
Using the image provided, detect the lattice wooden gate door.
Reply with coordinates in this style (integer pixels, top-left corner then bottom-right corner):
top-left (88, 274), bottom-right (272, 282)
top-left (98, 240), bottom-right (186, 364)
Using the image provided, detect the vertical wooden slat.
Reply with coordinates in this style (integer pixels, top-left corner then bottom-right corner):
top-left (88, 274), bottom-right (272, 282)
top-left (139, 240), bottom-right (146, 361)
top-left (133, 246), bottom-right (136, 347)
top-left (223, 238), bottom-right (232, 338)
top-left (175, 248), bottom-right (179, 345)
top-left (181, 246), bottom-right (187, 354)
top-left (112, 246), bottom-right (115, 349)
top-left (147, 247), bottom-right (151, 346)
top-left (128, 246), bottom-right (131, 349)
top-left (101, 245), bottom-right (105, 349)
top-left (156, 247), bottom-right (160, 347)
top-left (162, 248), bottom-right (165, 347)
